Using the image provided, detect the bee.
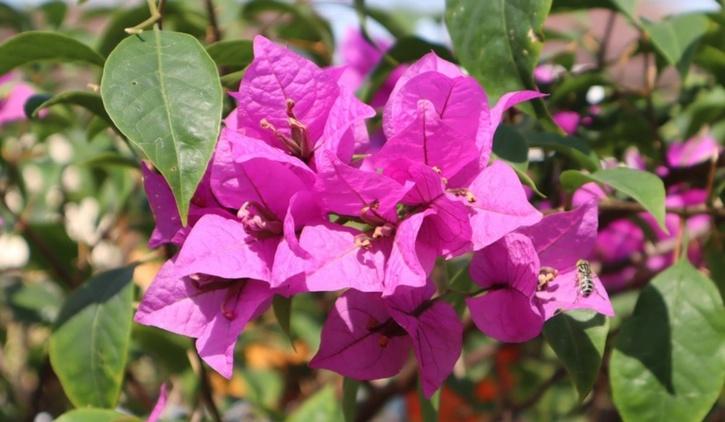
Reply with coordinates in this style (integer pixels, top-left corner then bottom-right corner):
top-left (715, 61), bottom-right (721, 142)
top-left (575, 259), bottom-right (595, 298)
top-left (537, 266), bottom-right (559, 291)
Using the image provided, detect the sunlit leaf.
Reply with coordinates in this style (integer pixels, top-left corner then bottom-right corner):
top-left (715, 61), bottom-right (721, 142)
top-left (0, 31), bottom-right (104, 74)
top-left (49, 265), bottom-right (136, 408)
top-left (101, 30), bottom-right (223, 225)
top-left (610, 261), bottom-right (725, 422)
top-left (544, 310), bottom-right (609, 399)
top-left (560, 168), bottom-right (666, 230)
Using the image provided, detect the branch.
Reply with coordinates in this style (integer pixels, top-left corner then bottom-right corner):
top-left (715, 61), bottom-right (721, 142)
top-left (204, 0), bottom-right (222, 43)
top-left (187, 349), bottom-right (222, 422)
top-left (598, 199), bottom-right (725, 218)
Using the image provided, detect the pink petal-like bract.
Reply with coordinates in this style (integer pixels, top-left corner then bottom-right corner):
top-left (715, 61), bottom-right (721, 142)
top-left (467, 289), bottom-right (544, 343)
top-left (310, 290), bottom-right (411, 379)
top-left (466, 161), bottom-right (542, 250)
top-left (146, 383), bottom-right (170, 422)
top-left (386, 286), bottom-right (463, 398)
top-left (298, 223), bottom-right (388, 292)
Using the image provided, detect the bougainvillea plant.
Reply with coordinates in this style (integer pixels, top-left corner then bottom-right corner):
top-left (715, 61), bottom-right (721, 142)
top-left (0, 1), bottom-right (723, 421)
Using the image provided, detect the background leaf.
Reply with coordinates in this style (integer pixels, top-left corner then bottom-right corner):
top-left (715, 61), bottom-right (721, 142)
top-left (543, 310), bottom-right (609, 399)
top-left (342, 377), bottom-right (359, 422)
top-left (101, 30), bottom-right (223, 224)
top-left (49, 265), bottom-right (136, 408)
top-left (29, 91), bottom-right (112, 124)
top-left (286, 386), bottom-right (342, 422)
top-left (642, 13), bottom-right (709, 76)
top-left (54, 408), bottom-right (140, 422)
top-left (610, 261), bottom-right (725, 422)
top-left (445, 0), bottom-right (554, 124)
top-left (206, 39), bottom-right (253, 68)
top-left (560, 168), bottom-right (666, 230)
top-left (0, 31), bottom-right (104, 74)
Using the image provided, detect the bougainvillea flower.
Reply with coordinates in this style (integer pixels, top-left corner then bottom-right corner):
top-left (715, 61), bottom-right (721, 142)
top-left (381, 52), bottom-right (545, 169)
top-left (0, 74), bottom-right (36, 125)
top-left (666, 135), bottom-right (720, 168)
top-left (142, 163), bottom-right (231, 248)
top-left (468, 201), bottom-right (614, 342)
top-left (553, 111), bottom-right (581, 135)
top-left (519, 201), bottom-right (614, 319)
top-left (467, 232), bottom-right (544, 342)
top-left (310, 284), bottom-right (462, 397)
top-left (339, 29), bottom-right (405, 108)
top-left (228, 35), bottom-right (374, 164)
top-left (314, 149), bottom-right (411, 224)
top-left (135, 214), bottom-right (277, 377)
top-left (369, 53), bottom-right (542, 252)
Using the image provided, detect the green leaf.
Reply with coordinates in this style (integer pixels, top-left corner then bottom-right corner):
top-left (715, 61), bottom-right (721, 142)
top-left (642, 14), bottom-right (709, 76)
top-left (610, 261), bottom-right (725, 422)
top-left (273, 295), bottom-right (295, 348)
top-left (0, 31), bottom-right (104, 74)
top-left (206, 39), bottom-right (253, 68)
top-left (220, 69), bottom-right (246, 89)
top-left (241, 0), bottom-right (334, 65)
top-left (610, 0), bottom-right (637, 22)
top-left (446, 0), bottom-right (554, 124)
top-left (29, 91), bottom-right (113, 125)
top-left (40, 0), bottom-right (67, 28)
top-left (287, 386), bottom-right (342, 422)
top-left (359, 6), bottom-right (408, 38)
top-left (55, 408), bottom-right (140, 422)
top-left (360, 36), bottom-right (455, 103)
top-left (49, 266), bottom-right (136, 408)
top-left (23, 94), bottom-right (53, 119)
top-left (493, 125), bottom-right (529, 168)
top-left (101, 30), bottom-right (223, 225)
top-left (523, 131), bottom-right (600, 172)
top-left (417, 379), bottom-right (440, 422)
top-left (240, 368), bottom-right (284, 411)
top-left (342, 377), bottom-right (360, 422)
top-left (560, 168), bottom-right (666, 230)
top-left (543, 310), bottom-right (609, 399)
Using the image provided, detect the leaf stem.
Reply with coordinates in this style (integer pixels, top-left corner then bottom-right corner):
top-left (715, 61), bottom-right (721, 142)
top-left (124, 0), bottom-right (161, 34)
top-left (204, 0), bottom-right (222, 43)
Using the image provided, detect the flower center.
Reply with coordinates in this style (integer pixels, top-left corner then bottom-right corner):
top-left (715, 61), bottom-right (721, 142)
top-left (238, 201), bottom-right (283, 237)
top-left (259, 99), bottom-right (313, 160)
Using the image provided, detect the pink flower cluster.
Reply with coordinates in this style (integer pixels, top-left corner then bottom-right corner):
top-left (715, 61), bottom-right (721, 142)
top-left (135, 36), bottom-right (613, 396)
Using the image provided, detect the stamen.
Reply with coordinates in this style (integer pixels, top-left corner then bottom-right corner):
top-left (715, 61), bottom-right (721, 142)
top-left (221, 284), bottom-right (244, 320)
top-left (372, 223), bottom-right (395, 239)
top-left (238, 201), bottom-right (283, 236)
top-left (432, 166), bottom-right (448, 185)
top-left (448, 187), bottom-right (477, 203)
top-left (378, 335), bottom-right (390, 348)
top-left (354, 233), bottom-right (373, 249)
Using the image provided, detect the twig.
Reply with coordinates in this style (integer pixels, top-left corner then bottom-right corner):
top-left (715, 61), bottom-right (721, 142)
top-left (125, 0), bottom-right (161, 34)
top-left (187, 349), bottom-right (222, 422)
top-left (596, 11), bottom-right (616, 68)
top-left (204, 0), bottom-right (222, 43)
top-left (125, 369), bottom-right (154, 408)
top-left (598, 200), bottom-right (725, 218)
